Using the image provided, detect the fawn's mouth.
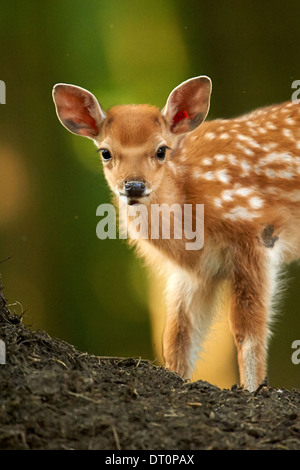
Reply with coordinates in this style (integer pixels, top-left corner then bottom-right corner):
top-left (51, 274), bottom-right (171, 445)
top-left (119, 194), bottom-right (150, 205)
top-left (117, 188), bottom-right (152, 205)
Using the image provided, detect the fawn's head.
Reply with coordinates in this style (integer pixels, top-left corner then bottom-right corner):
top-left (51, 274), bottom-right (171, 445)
top-left (52, 76), bottom-right (212, 205)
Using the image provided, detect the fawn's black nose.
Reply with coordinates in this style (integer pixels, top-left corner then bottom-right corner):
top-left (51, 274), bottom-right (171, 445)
top-left (124, 180), bottom-right (146, 198)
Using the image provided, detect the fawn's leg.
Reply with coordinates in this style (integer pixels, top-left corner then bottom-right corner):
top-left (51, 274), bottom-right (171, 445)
top-left (229, 244), bottom-right (277, 392)
top-left (163, 270), bottom-right (222, 379)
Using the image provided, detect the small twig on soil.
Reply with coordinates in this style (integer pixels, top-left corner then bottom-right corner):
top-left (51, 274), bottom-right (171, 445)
top-left (111, 424), bottom-right (121, 450)
top-left (6, 300), bottom-right (26, 320)
top-left (95, 355), bottom-right (155, 368)
top-left (135, 357), bottom-right (141, 368)
top-left (67, 391), bottom-right (102, 404)
top-left (50, 358), bottom-right (69, 369)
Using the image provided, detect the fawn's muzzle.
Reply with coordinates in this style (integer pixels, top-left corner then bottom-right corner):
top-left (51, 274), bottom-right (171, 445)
top-left (124, 180), bottom-right (146, 198)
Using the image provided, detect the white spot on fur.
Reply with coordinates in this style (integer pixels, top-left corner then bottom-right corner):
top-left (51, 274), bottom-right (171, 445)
top-left (240, 160), bottom-right (251, 175)
top-left (214, 154), bottom-right (226, 162)
top-left (262, 143), bottom-right (277, 152)
top-left (285, 117), bottom-right (295, 125)
top-left (220, 132), bottom-right (230, 139)
top-left (223, 206), bottom-right (259, 221)
top-left (265, 168), bottom-right (276, 178)
top-left (248, 128), bottom-right (258, 136)
top-left (278, 170), bottom-right (294, 179)
top-left (228, 154), bottom-right (238, 165)
top-left (263, 152), bottom-right (292, 165)
top-left (222, 189), bottom-right (234, 202)
top-left (244, 148), bottom-right (255, 157)
top-left (235, 187), bottom-right (253, 197)
top-left (282, 128), bottom-right (293, 139)
top-left (205, 132), bottom-right (216, 140)
top-left (236, 142), bottom-right (246, 152)
top-left (202, 157), bottom-right (212, 166)
top-left (263, 153), bottom-right (277, 164)
top-left (214, 197), bottom-right (223, 208)
top-left (216, 169), bottom-right (230, 184)
top-left (280, 152), bottom-right (293, 163)
top-left (258, 127), bottom-right (267, 134)
top-left (237, 134), bottom-right (248, 142)
top-left (202, 171), bottom-right (214, 181)
top-left (248, 138), bottom-right (260, 148)
top-left (249, 196), bottom-right (264, 209)
top-left (265, 122), bottom-right (277, 130)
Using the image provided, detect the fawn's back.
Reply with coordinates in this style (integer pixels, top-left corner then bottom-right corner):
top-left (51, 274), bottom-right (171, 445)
top-left (174, 100), bottom-right (300, 266)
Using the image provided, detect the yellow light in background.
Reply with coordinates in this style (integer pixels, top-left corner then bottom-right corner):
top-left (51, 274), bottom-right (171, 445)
top-left (0, 147), bottom-right (30, 228)
top-left (0, 145), bottom-right (47, 331)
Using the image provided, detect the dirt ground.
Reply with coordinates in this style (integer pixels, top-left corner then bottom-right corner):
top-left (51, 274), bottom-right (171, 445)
top-left (0, 282), bottom-right (300, 451)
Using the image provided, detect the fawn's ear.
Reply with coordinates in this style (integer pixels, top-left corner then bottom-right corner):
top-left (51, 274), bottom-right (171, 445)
top-left (52, 84), bottom-right (106, 139)
top-left (162, 76), bottom-right (212, 134)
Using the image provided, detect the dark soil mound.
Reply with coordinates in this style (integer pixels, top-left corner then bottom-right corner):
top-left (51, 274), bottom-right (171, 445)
top-left (0, 282), bottom-right (300, 450)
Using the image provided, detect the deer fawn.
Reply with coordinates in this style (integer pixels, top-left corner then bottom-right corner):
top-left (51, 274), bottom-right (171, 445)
top-left (53, 76), bottom-right (300, 392)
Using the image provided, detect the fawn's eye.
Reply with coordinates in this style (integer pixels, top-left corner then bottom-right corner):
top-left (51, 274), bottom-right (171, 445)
top-left (99, 148), bottom-right (112, 162)
top-left (156, 146), bottom-right (168, 161)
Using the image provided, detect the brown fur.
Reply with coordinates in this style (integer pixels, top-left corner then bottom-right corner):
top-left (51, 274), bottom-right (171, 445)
top-left (53, 78), bottom-right (300, 391)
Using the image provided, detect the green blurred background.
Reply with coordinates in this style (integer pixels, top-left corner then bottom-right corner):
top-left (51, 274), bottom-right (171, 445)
top-left (1, 0), bottom-right (300, 388)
